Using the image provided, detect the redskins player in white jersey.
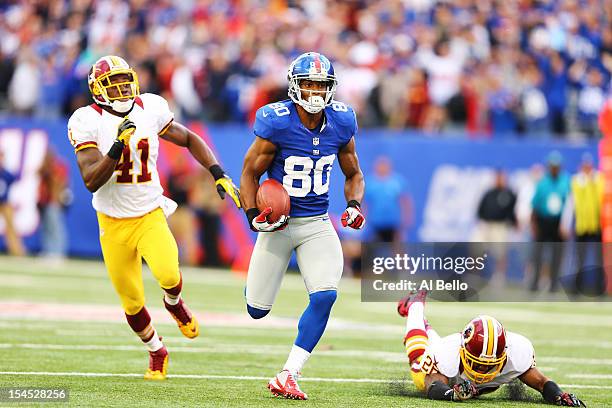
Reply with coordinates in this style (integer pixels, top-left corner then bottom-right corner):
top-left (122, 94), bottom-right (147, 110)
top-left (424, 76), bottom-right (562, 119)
top-left (398, 291), bottom-right (586, 406)
top-left (68, 55), bottom-right (241, 380)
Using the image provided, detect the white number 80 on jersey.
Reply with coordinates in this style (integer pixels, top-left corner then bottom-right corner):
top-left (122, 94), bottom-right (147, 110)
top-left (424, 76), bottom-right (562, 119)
top-left (283, 154), bottom-right (336, 197)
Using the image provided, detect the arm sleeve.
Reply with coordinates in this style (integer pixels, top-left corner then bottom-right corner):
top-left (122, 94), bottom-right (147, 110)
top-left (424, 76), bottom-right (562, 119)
top-left (67, 109), bottom-right (98, 153)
top-left (427, 381), bottom-right (454, 401)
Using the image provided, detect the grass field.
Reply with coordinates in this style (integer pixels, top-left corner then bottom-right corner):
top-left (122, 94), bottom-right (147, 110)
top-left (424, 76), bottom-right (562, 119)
top-left (1, 255), bottom-right (611, 407)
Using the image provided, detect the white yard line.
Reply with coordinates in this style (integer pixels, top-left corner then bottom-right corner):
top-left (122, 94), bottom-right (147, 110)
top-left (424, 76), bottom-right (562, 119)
top-left (568, 374), bottom-right (612, 380)
top-left (539, 356), bottom-right (612, 366)
top-left (0, 371), bottom-right (609, 388)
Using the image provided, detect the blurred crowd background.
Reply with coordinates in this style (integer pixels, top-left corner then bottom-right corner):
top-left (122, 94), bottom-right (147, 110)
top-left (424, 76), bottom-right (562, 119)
top-left (0, 0), bottom-right (611, 136)
top-left (0, 0), bottom-right (610, 296)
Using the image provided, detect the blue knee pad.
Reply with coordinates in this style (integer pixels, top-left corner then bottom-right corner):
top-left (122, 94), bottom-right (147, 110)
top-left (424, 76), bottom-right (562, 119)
top-left (295, 290), bottom-right (337, 352)
top-left (308, 290), bottom-right (337, 311)
top-left (244, 286), bottom-right (270, 319)
top-left (247, 304), bottom-right (270, 319)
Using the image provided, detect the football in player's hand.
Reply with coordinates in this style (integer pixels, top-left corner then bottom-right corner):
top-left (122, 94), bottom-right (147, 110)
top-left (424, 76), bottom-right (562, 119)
top-left (256, 179), bottom-right (290, 223)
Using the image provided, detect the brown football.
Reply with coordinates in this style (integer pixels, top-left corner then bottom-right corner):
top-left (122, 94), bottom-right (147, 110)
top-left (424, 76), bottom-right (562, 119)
top-left (256, 179), bottom-right (290, 223)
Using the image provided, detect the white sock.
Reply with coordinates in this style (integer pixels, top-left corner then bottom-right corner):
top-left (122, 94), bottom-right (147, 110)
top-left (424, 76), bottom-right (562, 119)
top-left (405, 302), bottom-right (425, 335)
top-left (164, 293), bottom-right (181, 306)
top-left (144, 331), bottom-right (163, 352)
top-left (283, 345), bottom-right (311, 376)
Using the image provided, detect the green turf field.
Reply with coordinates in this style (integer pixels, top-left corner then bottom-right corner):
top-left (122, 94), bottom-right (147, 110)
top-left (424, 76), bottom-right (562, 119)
top-left (1, 255), bottom-right (611, 407)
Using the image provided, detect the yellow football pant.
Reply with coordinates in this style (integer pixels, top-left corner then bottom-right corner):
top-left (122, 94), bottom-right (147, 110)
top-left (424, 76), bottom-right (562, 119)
top-left (97, 208), bottom-right (180, 315)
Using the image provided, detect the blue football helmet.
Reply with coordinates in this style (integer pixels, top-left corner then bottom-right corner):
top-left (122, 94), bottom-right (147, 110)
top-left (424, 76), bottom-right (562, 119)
top-left (287, 52), bottom-right (337, 114)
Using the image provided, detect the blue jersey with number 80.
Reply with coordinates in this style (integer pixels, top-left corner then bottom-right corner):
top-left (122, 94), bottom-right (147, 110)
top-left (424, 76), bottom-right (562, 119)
top-left (253, 99), bottom-right (358, 217)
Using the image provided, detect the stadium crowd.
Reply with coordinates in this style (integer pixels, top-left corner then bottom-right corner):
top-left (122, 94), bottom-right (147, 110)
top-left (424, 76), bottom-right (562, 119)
top-left (0, 0), bottom-right (610, 137)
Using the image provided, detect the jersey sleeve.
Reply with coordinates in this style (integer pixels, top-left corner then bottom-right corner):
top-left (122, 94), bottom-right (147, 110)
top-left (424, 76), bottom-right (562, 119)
top-left (331, 101), bottom-right (358, 147)
top-left (67, 108), bottom-right (99, 153)
top-left (253, 105), bottom-right (277, 142)
top-left (508, 332), bottom-right (536, 374)
top-left (349, 106), bottom-right (358, 137)
top-left (343, 107), bottom-right (358, 147)
top-left (140, 93), bottom-right (174, 135)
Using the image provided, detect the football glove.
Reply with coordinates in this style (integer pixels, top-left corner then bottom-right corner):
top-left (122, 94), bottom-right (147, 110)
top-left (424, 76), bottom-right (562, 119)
top-left (250, 207), bottom-right (289, 232)
top-left (116, 117), bottom-right (136, 146)
top-left (215, 176), bottom-right (241, 209)
top-left (556, 393), bottom-right (586, 407)
top-left (341, 200), bottom-right (365, 229)
top-left (452, 380), bottom-right (479, 401)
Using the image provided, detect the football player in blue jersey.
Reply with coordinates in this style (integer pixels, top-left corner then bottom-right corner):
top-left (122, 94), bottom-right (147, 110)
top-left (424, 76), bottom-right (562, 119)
top-left (240, 52), bottom-right (366, 400)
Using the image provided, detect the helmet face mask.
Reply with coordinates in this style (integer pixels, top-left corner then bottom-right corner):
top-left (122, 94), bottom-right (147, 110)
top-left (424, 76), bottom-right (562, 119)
top-left (459, 316), bottom-right (508, 384)
top-left (459, 345), bottom-right (507, 383)
top-left (288, 52), bottom-right (337, 114)
top-left (88, 56), bottom-right (140, 113)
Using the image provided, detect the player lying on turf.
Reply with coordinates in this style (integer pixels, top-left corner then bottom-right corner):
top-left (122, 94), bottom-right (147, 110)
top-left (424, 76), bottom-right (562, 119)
top-left (68, 55), bottom-right (241, 380)
top-left (399, 291), bottom-right (586, 406)
top-left (240, 52), bottom-right (366, 400)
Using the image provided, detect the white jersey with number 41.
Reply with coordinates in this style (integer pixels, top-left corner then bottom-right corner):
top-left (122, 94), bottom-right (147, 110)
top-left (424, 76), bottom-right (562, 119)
top-left (67, 93), bottom-right (174, 218)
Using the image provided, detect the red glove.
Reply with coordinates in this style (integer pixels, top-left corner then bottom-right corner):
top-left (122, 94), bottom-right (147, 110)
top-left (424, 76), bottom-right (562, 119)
top-left (249, 207), bottom-right (289, 232)
top-left (556, 393), bottom-right (586, 407)
top-left (452, 380), bottom-right (479, 401)
top-left (341, 200), bottom-right (365, 229)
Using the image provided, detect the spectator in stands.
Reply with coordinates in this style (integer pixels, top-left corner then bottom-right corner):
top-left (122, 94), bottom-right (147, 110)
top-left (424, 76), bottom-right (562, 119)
top-left (38, 148), bottom-right (71, 261)
top-left (576, 67), bottom-right (607, 137)
top-left (530, 151), bottom-right (571, 292)
top-left (0, 1), bottom-right (609, 138)
top-left (0, 50), bottom-right (15, 110)
top-left (0, 150), bottom-right (25, 256)
top-left (417, 36), bottom-right (465, 132)
top-left (364, 156), bottom-right (412, 244)
top-left (8, 48), bottom-right (40, 115)
top-left (542, 52), bottom-right (568, 136)
top-left (519, 63), bottom-right (549, 136)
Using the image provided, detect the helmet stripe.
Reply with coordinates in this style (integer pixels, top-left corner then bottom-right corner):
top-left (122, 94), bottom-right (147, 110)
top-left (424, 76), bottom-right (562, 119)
top-left (110, 56), bottom-right (119, 66)
top-left (480, 316), bottom-right (488, 357)
top-left (486, 317), bottom-right (495, 356)
top-left (492, 318), bottom-right (499, 356)
top-left (313, 53), bottom-right (321, 73)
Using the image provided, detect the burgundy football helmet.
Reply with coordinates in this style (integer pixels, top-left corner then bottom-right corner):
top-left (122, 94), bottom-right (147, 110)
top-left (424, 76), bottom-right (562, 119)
top-left (459, 315), bottom-right (508, 384)
top-left (88, 55), bottom-right (139, 113)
